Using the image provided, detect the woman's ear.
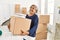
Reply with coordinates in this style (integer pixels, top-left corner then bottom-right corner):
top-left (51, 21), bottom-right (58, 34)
top-left (35, 7), bottom-right (38, 13)
top-left (36, 9), bottom-right (38, 13)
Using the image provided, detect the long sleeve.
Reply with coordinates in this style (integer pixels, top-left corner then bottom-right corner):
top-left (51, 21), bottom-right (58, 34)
top-left (26, 14), bottom-right (38, 37)
top-left (29, 16), bottom-right (38, 37)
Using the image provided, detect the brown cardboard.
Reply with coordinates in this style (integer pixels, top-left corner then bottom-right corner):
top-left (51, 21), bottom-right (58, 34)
top-left (35, 15), bottom-right (49, 40)
top-left (35, 32), bottom-right (47, 40)
top-left (15, 4), bottom-right (20, 13)
top-left (10, 16), bottom-right (15, 33)
top-left (8, 22), bottom-right (10, 30)
top-left (36, 24), bottom-right (47, 40)
top-left (36, 24), bottom-right (47, 33)
top-left (10, 16), bottom-right (31, 35)
top-left (21, 7), bottom-right (27, 14)
top-left (39, 15), bottom-right (50, 24)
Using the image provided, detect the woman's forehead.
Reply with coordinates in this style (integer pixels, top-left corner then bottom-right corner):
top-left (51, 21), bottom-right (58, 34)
top-left (30, 5), bottom-right (37, 7)
top-left (31, 6), bottom-right (35, 8)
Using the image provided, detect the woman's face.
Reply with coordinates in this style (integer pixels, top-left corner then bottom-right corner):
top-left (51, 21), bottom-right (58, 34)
top-left (29, 5), bottom-right (37, 15)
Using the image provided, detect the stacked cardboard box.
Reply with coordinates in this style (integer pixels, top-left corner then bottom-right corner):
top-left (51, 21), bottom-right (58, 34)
top-left (15, 4), bottom-right (20, 13)
top-left (36, 15), bottom-right (50, 40)
top-left (10, 16), bottom-right (31, 35)
top-left (36, 32), bottom-right (47, 40)
top-left (39, 15), bottom-right (50, 24)
top-left (21, 7), bottom-right (27, 14)
top-left (36, 24), bottom-right (47, 33)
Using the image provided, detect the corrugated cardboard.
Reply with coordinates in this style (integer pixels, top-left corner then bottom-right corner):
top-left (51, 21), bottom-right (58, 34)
top-left (35, 24), bottom-right (47, 40)
top-left (8, 22), bottom-right (10, 30)
top-left (35, 32), bottom-right (47, 40)
top-left (36, 24), bottom-right (47, 40)
top-left (21, 7), bottom-right (27, 14)
top-left (15, 4), bottom-right (20, 13)
top-left (36, 24), bottom-right (47, 33)
top-left (35, 15), bottom-right (49, 40)
top-left (10, 16), bottom-right (15, 33)
top-left (10, 16), bottom-right (31, 35)
top-left (39, 15), bottom-right (50, 24)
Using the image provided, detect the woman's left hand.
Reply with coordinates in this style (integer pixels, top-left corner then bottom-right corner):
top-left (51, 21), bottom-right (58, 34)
top-left (22, 31), bottom-right (29, 35)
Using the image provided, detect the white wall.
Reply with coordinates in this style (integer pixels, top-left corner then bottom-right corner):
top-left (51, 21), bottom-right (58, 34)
top-left (54, 0), bottom-right (60, 23)
top-left (52, 0), bottom-right (60, 40)
top-left (0, 0), bottom-right (10, 25)
top-left (9, 0), bottom-right (41, 16)
top-left (54, 0), bottom-right (60, 34)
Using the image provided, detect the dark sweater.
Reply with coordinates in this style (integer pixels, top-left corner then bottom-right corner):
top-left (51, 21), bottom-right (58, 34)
top-left (26, 14), bottom-right (38, 37)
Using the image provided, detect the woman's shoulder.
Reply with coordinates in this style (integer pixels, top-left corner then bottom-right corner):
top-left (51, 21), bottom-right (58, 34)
top-left (34, 14), bottom-right (38, 18)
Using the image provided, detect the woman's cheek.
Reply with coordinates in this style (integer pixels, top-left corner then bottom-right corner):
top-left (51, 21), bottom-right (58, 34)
top-left (33, 10), bottom-right (36, 13)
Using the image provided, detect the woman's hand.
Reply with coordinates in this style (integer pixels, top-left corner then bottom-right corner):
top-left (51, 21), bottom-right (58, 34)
top-left (22, 31), bottom-right (29, 35)
top-left (21, 30), bottom-right (29, 35)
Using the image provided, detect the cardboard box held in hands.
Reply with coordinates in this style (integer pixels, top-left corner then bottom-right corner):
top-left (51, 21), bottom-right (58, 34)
top-left (10, 16), bottom-right (31, 35)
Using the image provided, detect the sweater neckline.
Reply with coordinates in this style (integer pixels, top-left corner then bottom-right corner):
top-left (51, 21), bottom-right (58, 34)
top-left (27, 14), bottom-right (36, 17)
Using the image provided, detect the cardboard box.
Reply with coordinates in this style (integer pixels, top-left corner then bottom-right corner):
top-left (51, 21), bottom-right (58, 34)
top-left (21, 7), bottom-right (27, 14)
top-left (10, 16), bottom-right (15, 33)
top-left (39, 15), bottom-right (50, 24)
top-left (15, 4), bottom-right (20, 13)
top-left (10, 16), bottom-right (31, 35)
top-left (35, 15), bottom-right (49, 40)
top-left (35, 32), bottom-right (47, 40)
top-left (36, 24), bottom-right (47, 33)
top-left (36, 24), bottom-right (47, 40)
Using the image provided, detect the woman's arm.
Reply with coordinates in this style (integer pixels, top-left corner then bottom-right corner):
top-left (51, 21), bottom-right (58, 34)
top-left (29, 16), bottom-right (38, 36)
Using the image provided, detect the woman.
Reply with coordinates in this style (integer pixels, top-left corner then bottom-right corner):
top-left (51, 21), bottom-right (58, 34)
top-left (23, 5), bottom-right (38, 37)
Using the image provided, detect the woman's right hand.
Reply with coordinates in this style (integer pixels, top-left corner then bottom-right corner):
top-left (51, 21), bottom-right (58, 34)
top-left (21, 30), bottom-right (29, 35)
top-left (22, 31), bottom-right (29, 35)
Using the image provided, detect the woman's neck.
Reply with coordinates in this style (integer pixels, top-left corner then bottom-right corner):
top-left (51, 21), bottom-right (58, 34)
top-left (28, 13), bottom-right (35, 16)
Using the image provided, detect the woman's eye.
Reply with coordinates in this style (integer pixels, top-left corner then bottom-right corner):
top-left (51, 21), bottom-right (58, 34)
top-left (32, 8), bottom-right (34, 9)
